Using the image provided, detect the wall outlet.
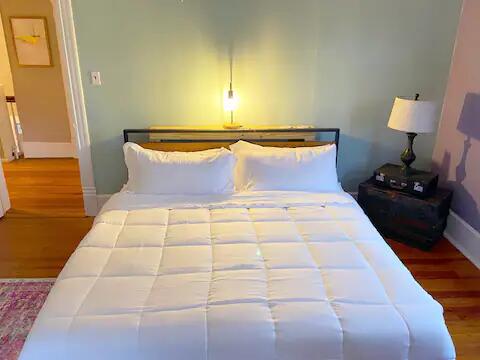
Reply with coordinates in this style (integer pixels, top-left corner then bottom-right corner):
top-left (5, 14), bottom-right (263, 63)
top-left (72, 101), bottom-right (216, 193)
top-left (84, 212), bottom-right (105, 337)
top-left (90, 71), bottom-right (102, 86)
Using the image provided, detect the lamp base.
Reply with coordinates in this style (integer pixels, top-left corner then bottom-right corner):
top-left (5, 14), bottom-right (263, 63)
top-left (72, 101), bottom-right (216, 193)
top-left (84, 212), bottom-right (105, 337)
top-left (400, 132), bottom-right (417, 173)
top-left (223, 122), bottom-right (242, 129)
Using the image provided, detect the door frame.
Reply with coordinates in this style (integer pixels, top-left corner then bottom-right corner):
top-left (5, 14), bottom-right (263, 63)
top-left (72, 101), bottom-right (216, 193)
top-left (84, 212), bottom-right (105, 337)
top-left (51, 0), bottom-right (97, 216)
top-left (0, 160), bottom-right (11, 217)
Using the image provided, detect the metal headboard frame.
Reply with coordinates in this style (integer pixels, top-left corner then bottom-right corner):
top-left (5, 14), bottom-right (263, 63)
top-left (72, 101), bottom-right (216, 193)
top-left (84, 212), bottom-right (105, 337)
top-left (123, 127), bottom-right (340, 163)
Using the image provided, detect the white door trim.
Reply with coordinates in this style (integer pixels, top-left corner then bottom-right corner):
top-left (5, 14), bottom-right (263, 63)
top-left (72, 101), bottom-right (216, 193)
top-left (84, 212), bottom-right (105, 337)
top-left (52, 0), bottom-right (97, 216)
top-left (23, 142), bottom-right (76, 158)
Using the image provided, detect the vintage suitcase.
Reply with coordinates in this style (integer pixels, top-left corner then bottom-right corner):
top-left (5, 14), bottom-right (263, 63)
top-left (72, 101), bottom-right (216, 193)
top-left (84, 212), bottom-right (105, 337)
top-left (358, 179), bottom-right (452, 250)
top-left (373, 163), bottom-right (438, 198)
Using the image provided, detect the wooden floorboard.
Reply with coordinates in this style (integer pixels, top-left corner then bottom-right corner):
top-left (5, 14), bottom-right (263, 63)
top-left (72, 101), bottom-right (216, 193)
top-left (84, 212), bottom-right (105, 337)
top-left (0, 217), bottom-right (93, 278)
top-left (0, 158), bottom-right (93, 278)
top-left (2, 158), bottom-right (85, 218)
top-left (387, 239), bottom-right (480, 360)
top-left (0, 159), bottom-right (478, 358)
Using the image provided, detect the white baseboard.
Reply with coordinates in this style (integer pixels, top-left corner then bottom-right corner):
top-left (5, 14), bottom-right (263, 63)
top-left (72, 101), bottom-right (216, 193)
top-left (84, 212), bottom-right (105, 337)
top-left (444, 210), bottom-right (480, 269)
top-left (23, 142), bottom-right (75, 158)
top-left (82, 194), bottom-right (112, 216)
top-left (82, 186), bottom-right (98, 217)
top-left (96, 194), bottom-right (112, 213)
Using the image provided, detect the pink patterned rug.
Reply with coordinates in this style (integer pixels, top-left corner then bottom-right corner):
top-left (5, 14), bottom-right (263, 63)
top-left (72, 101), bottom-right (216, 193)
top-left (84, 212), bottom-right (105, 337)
top-left (0, 280), bottom-right (54, 360)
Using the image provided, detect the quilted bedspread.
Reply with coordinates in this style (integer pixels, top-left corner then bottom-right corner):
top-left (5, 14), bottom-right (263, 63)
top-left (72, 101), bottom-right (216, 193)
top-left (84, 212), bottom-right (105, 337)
top-left (20, 191), bottom-right (455, 360)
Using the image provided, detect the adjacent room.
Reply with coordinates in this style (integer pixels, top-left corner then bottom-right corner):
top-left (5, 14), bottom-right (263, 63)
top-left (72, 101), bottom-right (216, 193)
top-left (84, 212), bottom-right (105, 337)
top-left (0, 0), bottom-right (89, 288)
top-left (0, 0), bottom-right (83, 217)
top-left (0, 0), bottom-right (478, 359)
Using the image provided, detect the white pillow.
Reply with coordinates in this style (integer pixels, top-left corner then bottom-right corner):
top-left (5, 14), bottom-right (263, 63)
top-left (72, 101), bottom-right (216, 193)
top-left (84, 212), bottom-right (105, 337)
top-left (124, 142), bottom-right (235, 194)
top-left (230, 140), bottom-right (340, 192)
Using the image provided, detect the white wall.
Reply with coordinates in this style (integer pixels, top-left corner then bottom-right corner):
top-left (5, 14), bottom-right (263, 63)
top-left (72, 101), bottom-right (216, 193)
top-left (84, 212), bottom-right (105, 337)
top-left (0, 14), bottom-right (14, 96)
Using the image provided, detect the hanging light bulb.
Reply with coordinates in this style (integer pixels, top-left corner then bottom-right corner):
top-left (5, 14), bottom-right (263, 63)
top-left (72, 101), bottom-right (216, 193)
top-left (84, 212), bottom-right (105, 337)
top-left (223, 59), bottom-right (242, 129)
top-left (224, 83), bottom-right (239, 112)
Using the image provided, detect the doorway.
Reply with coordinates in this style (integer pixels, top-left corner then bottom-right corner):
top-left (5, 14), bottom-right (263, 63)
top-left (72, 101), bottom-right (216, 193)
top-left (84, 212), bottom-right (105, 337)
top-left (0, 0), bottom-right (84, 218)
top-left (0, 13), bottom-right (20, 161)
top-left (0, 0), bottom-right (92, 279)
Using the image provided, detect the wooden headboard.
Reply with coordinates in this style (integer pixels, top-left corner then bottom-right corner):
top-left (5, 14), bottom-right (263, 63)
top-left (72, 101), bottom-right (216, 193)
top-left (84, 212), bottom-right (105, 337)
top-left (123, 127), bottom-right (340, 161)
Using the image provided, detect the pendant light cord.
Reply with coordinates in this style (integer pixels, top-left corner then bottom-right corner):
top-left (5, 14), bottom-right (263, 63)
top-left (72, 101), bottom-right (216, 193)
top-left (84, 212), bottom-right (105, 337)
top-left (229, 55), bottom-right (233, 92)
top-left (229, 53), bottom-right (234, 124)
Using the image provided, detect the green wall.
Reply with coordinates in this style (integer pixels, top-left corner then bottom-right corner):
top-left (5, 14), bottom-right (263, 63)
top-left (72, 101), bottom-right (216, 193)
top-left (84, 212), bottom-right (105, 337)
top-left (72, 0), bottom-right (461, 194)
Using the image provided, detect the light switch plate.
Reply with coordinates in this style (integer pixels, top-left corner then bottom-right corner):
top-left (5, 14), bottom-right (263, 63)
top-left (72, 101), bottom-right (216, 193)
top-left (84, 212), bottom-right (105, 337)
top-left (90, 71), bottom-right (102, 86)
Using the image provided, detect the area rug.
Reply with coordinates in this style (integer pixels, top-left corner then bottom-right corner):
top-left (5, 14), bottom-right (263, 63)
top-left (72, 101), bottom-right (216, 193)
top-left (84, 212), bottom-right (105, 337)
top-left (0, 279), bottom-right (54, 360)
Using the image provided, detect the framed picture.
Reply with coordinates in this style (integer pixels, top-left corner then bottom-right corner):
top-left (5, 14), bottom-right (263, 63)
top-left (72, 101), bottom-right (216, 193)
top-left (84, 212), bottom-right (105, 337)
top-left (10, 16), bottom-right (52, 67)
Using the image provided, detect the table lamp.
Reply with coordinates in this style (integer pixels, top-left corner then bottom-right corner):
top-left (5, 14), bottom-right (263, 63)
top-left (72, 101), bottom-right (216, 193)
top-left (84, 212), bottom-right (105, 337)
top-left (388, 94), bottom-right (436, 172)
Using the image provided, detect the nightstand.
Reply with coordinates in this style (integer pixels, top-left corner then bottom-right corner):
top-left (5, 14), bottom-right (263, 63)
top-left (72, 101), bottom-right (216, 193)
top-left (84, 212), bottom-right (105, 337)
top-left (358, 179), bottom-right (453, 250)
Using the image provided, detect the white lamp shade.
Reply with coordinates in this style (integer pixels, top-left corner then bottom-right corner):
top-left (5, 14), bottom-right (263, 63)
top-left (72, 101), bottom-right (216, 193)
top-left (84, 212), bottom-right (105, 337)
top-left (388, 97), bottom-right (437, 133)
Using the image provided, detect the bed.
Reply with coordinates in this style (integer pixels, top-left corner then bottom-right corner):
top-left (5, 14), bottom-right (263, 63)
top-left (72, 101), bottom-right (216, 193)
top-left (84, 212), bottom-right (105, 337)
top-left (20, 128), bottom-right (455, 360)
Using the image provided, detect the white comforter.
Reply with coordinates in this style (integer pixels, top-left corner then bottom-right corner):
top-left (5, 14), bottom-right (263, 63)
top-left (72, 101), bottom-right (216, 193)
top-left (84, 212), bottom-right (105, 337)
top-left (20, 191), bottom-right (455, 360)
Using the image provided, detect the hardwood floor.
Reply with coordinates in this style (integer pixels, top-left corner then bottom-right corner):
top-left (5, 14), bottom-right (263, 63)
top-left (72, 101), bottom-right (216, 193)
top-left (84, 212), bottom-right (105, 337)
top-left (2, 158), bottom-right (86, 218)
top-left (387, 239), bottom-right (480, 360)
top-left (0, 159), bottom-right (478, 358)
top-left (0, 217), bottom-right (93, 278)
top-left (0, 159), bottom-right (93, 278)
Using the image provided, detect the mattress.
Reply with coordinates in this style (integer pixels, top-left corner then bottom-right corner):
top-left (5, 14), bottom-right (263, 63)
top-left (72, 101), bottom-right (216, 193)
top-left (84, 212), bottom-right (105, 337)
top-left (20, 190), bottom-right (455, 360)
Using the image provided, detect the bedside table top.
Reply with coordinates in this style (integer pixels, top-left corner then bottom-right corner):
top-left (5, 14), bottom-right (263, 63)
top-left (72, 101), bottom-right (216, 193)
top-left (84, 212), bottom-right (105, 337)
top-left (376, 163), bottom-right (437, 182)
top-left (360, 178), bottom-right (453, 205)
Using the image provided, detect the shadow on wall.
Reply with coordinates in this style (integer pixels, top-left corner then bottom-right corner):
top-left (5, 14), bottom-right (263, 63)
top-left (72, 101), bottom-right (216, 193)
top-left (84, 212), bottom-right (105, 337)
top-left (435, 92), bottom-right (480, 230)
top-left (91, 134), bottom-right (127, 193)
top-left (337, 134), bottom-right (374, 191)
